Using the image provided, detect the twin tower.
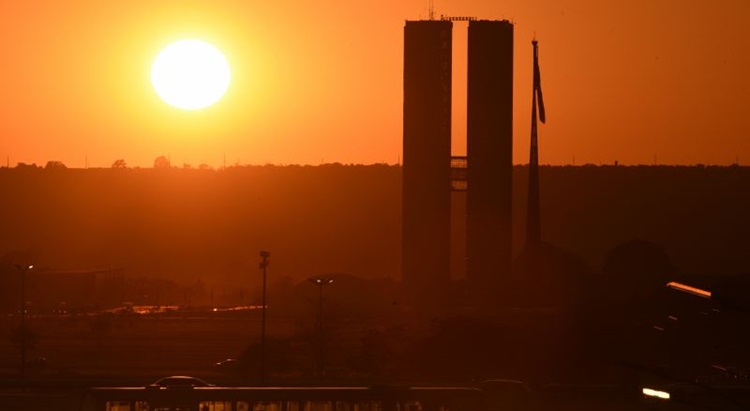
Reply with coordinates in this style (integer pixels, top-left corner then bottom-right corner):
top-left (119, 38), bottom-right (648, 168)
top-left (402, 19), bottom-right (514, 308)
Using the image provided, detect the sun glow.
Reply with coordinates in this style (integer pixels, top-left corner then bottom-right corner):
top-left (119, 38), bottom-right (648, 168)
top-left (151, 39), bottom-right (231, 110)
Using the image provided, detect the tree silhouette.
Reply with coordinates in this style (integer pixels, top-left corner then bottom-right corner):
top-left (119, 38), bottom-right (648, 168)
top-left (154, 156), bottom-right (171, 169)
top-left (44, 161), bottom-right (67, 170)
top-left (602, 239), bottom-right (674, 300)
top-left (111, 159), bottom-right (127, 169)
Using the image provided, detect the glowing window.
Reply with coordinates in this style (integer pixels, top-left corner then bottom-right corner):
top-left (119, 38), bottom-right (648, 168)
top-left (200, 401), bottom-right (233, 411)
top-left (107, 402), bottom-right (132, 411)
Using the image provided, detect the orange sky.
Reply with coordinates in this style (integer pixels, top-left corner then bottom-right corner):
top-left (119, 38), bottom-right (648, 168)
top-left (1, 0), bottom-right (748, 168)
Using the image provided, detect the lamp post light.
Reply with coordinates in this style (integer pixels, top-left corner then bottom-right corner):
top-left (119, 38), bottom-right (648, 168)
top-left (14, 264), bottom-right (33, 379)
top-left (259, 251), bottom-right (270, 384)
top-left (308, 276), bottom-right (334, 377)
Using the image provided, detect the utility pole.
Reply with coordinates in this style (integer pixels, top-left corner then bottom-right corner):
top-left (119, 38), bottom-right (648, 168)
top-left (14, 264), bottom-right (33, 379)
top-left (308, 277), bottom-right (334, 377)
top-left (259, 250), bottom-right (270, 384)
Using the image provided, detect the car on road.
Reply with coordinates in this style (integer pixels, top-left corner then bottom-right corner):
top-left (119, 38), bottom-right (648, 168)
top-left (212, 358), bottom-right (240, 371)
top-left (149, 375), bottom-right (213, 388)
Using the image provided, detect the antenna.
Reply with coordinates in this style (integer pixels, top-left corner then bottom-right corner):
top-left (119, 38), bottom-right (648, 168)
top-left (428, 0), bottom-right (435, 20)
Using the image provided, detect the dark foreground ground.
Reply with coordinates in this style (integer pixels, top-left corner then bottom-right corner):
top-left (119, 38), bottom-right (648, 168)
top-left (0, 380), bottom-right (740, 411)
top-left (1, 314), bottom-right (748, 410)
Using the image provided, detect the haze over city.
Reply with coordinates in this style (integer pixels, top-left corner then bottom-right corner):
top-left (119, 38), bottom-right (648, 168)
top-left (1, 0), bottom-right (748, 167)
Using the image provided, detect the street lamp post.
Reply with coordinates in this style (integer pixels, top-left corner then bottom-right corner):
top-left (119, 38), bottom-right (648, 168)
top-left (259, 251), bottom-right (270, 384)
top-left (308, 277), bottom-right (334, 377)
top-left (14, 264), bottom-right (33, 379)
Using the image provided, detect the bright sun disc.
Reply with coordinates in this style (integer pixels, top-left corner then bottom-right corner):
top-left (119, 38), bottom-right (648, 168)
top-left (151, 39), bottom-right (230, 110)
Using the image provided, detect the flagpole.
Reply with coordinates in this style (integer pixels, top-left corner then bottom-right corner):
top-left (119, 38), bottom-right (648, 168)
top-left (526, 39), bottom-right (543, 248)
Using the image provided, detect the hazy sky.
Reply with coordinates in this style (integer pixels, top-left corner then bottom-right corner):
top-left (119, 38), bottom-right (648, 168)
top-left (1, 0), bottom-right (748, 168)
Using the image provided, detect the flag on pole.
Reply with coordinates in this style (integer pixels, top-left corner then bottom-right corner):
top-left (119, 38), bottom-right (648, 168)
top-left (533, 40), bottom-right (546, 124)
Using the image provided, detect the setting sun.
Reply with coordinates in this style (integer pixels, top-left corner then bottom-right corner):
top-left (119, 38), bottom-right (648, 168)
top-left (150, 39), bottom-right (231, 110)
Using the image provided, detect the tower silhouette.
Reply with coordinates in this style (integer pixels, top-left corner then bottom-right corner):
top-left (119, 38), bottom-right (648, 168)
top-left (402, 20), bottom-right (453, 307)
top-left (402, 18), bottom-right (514, 308)
top-left (466, 20), bottom-right (514, 306)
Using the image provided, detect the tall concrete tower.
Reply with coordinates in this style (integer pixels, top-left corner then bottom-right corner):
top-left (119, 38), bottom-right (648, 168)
top-left (402, 20), bottom-right (453, 307)
top-left (466, 20), bottom-right (514, 306)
